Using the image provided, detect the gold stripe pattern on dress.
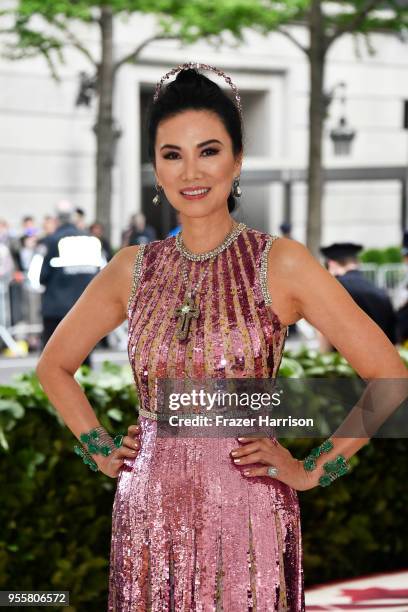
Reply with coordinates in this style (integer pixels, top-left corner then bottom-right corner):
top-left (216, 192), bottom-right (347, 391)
top-left (127, 243), bottom-right (147, 312)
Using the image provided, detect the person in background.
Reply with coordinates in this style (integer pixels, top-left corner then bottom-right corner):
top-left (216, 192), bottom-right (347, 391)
top-left (36, 216), bottom-right (59, 258)
top-left (0, 241), bottom-right (15, 283)
top-left (16, 234), bottom-right (38, 273)
top-left (73, 207), bottom-right (87, 231)
top-left (121, 214), bottom-right (135, 246)
top-left (0, 218), bottom-right (15, 247)
top-left (279, 221), bottom-right (292, 239)
top-left (319, 242), bottom-right (397, 351)
top-left (2, 218), bottom-right (30, 325)
top-left (89, 221), bottom-right (113, 263)
top-left (0, 241), bottom-right (16, 342)
top-left (22, 215), bottom-right (40, 238)
top-left (42, 215), bottom-right (58, 238)
top-left (38, 201), bottom-right (101, 367)
top-left (5, 217), bottom-right (28, 275)
top-left (122, 212), bottom-right (156, 246)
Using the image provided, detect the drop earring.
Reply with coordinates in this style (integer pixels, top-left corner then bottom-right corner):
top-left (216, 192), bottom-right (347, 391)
top-left (153, 184), bottom-right (162, 206)
top-left (232, 176), bottom-right (242, 197)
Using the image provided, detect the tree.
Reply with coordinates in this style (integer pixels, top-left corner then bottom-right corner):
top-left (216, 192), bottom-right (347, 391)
top-left (1, 1), bottom-right (180, 239)
top-left (2, 1), bottom-right (407, 252)
top-left (0, 0), bottom-right (273, 240)
top-left (155, 0), bottom-right (407, 256)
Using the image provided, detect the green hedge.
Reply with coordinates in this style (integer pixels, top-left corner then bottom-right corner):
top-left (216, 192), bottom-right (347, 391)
top-left (0, 363), bottom-right (138, 612)
top-left (0, 354), bottom-right (407, 610)
top-left (359, 245), bottom-right (403, 264)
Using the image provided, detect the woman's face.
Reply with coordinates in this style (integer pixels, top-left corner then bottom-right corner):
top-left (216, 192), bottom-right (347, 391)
top-left (154, 109), bottom-right (242, 218)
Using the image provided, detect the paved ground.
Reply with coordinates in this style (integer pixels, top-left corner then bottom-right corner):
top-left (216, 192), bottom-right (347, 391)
top-left (305, 570), bottom-right (408, 610)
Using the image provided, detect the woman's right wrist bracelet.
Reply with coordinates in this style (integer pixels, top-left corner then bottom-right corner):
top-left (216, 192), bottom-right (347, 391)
top-left (73, 443), bottom-right (99, 472)
top-left (74, 426), bottom-right (125, 471)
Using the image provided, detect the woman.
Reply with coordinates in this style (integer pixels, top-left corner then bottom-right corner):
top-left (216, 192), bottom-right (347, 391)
top-left (36, 64), bottom-right (408, 611)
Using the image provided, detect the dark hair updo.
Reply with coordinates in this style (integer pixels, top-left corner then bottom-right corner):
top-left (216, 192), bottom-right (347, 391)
top-left (146, 68), bottom-right (244, 213)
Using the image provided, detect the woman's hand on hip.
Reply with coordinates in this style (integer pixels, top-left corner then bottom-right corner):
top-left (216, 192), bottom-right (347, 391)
top-left (230, 436), bottom-right (315, 491)
top-left (96, 424), bottom-right (141, 478)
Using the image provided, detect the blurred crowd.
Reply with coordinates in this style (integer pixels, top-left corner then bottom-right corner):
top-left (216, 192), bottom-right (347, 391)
top-left (0, 205), bottom-right (159, 283)
top-left (0, 201), bottom-right (159, 363)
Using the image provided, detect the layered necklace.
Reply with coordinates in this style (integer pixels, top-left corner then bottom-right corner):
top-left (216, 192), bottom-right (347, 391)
top-left (174, 221), bottom-right (247, 340)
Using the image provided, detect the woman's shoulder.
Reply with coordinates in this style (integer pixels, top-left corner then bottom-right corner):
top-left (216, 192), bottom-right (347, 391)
top-left (264, 234), bottom-right (320, 285)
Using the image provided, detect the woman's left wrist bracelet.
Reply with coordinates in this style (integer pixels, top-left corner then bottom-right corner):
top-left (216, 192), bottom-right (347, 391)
top-left (303, 438), bottom-right (334, 472)
top-left (318, 454), bottom-right (351, 487)
top-left (302, 439), bottom-right (351, 488)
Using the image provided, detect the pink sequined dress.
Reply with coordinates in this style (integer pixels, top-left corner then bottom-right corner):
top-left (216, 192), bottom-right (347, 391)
top-left (108, 223), bottom-right (305, 611)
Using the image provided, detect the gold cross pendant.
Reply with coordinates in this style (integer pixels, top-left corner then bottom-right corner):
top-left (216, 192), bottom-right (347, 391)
top-left (174, 294), bottom-right (200, 340)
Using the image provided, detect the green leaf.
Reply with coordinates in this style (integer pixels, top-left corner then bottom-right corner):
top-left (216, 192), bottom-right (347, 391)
top-left (106, 408), bottom-right (123, 422)
top-left (0, 400), bottom-right (25, 419)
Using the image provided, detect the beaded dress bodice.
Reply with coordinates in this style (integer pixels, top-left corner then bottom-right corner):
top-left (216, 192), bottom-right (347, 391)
top-left (126, 224), bottom-right (288, 416)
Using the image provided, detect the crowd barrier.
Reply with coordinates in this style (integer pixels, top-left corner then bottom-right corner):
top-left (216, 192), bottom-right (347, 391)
top-left (0, 275), bottom-right (128, 355)
top-left (0, 277), bottom-right (43, 354)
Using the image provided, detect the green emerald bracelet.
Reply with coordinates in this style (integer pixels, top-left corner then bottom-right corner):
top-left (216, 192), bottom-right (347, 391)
top-left (318, 454), bottom-right (351, 487)
top-left (79, 426), bottom-right (125, 457)
top-left (74, 427), bottom-right (125, 471)
top-left (74, 444), bottom-right (99, 472)
top-left (303, 438), bottom-right (334, 472)
top-left (80, 426), bottom-right (114, 457)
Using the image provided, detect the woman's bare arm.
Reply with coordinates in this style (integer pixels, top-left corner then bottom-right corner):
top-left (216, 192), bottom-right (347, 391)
top-left (35, 245), bottom-right (140, 461)
top-left (268, 238), bottom-right (408, 486)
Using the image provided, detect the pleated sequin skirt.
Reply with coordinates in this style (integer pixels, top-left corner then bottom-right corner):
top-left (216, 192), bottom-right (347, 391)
top-left (108, 416), bottom-right (305, 611)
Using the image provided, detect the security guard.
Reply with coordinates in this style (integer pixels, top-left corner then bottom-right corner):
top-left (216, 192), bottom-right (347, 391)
top-left (37, 201), bottom-right (103, 367)
top-left (319, 242), bottom-right (397, 348)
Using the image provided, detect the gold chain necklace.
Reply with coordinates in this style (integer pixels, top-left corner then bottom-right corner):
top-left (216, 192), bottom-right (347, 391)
top-left (174, 221), bottom-right (246, 340)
